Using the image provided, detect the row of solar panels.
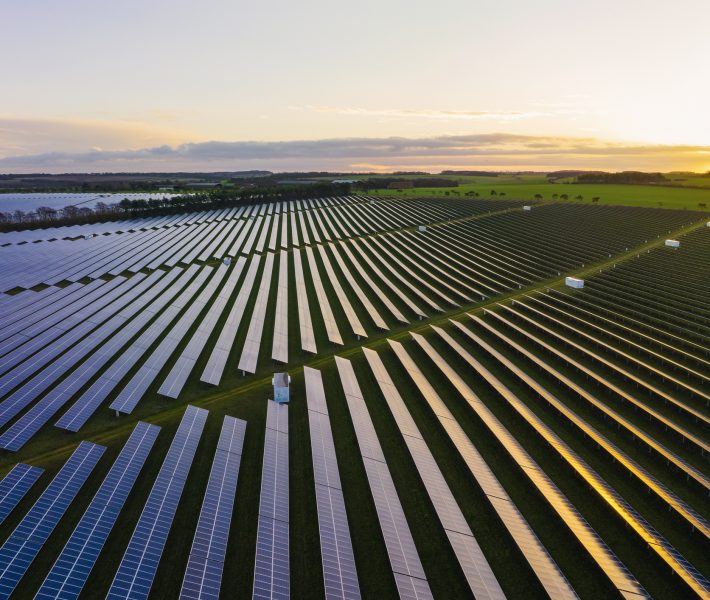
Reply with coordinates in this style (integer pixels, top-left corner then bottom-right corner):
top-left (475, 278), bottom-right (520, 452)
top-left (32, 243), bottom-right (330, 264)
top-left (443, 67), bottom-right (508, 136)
top-left (2, 317), bottom-right (707, 599)
top-left (1, 206), bottom-right (706, 453)
top-left (0, 406), bottom-right (243, 600)
top-left (0, 194), bottom-right (473, 291)
top-left (385, 316), bottom-right (709, 596)
top-left (0, 196), bottom-right (362, 290)
top-left (0, 195), bottom-right (369, 247)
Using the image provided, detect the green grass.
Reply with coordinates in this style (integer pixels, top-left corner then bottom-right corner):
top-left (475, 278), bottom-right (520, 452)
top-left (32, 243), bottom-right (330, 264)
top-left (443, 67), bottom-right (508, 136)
top-left (365, 182), bottom-right (710, 211)
top-left (665, 173), bottom-right (710, 188)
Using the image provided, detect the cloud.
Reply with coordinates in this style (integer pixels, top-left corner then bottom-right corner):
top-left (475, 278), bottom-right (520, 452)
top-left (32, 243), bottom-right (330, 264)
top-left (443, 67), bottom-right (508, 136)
top-left (0, 116), bottom-right (196, 158)
top-left (292, 105), bottom-right (551, 121)
top-left (0, 133), bottom-right (708, 173)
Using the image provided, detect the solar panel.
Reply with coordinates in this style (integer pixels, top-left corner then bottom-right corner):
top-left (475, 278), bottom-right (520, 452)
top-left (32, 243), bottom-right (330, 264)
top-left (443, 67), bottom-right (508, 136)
top-left (238, 252), bottom-right (275, 374)
top-left (0, 463), bottom-right (43, 524)
top-left (107, 405), bottom-right (208, 600)
top-left (364, 236), bottom-right (448, 311)
top-left (305, 246), bottom-right (343, 345)
top-left (2, 269), bottom-right (180, 445)
top-left (35, 422), bottom-right (160, 600)
top-left (180, 416), bottom-right (246, 600)
top-left (253, 401), bottom-right (289, 600)
top-left (0, 442), bottom-right (105, 598)
top-left (334, 357), bottom-right (433, 599)
top-left (304, 367), bottom-right (360, 600)
top-left (271, 252), bottom-right (289, 364)
top-left (292, 249), bottom-right (317, 354)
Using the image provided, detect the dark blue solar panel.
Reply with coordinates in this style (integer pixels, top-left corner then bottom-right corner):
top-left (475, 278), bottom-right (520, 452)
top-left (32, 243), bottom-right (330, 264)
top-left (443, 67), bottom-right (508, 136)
top-left (0, 442), bottom-right (105, 598)
top-left (0, 463), bottom-right (43, 524)
top-left (179, 416), bottom-right (246, 600)
top-left (253, 402), bottom-right (289, 600)
top-left (106, 405), bottom-right (208, 600)
top-left (35, 422), bottom-right (160, 600)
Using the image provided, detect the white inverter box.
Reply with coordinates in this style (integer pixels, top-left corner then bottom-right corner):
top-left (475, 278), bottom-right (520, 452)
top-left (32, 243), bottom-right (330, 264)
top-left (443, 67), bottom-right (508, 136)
top-left (665, 239), bottom-right (680, 248)
top-left (565, 277), bottom-right (584, 289)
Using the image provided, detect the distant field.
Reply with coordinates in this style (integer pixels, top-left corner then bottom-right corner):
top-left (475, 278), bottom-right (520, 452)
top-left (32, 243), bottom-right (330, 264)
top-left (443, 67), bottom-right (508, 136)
top-left (365, 181), bottom-right (710, 210)
top-left (665, 173), bottom-right (710, 188)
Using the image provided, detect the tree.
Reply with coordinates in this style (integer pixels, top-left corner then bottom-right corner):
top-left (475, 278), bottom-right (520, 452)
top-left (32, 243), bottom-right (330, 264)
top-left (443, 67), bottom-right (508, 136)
top-left (490, 190), bottom-right (497, 196)
top-left (575, 195), bottom-right (584, 201)
top-left (36, 206), bottom-right (58, 220)
top-left (560, 194), bottom-right (569, 201)
top-left (552, 193), bottom-right (558, 199)
top-left (534, 194), bottom-right (543, 200)
top-left (63, 205), bottom-right (80, 219)
top-left (592, 197), bottom-right (600, 203)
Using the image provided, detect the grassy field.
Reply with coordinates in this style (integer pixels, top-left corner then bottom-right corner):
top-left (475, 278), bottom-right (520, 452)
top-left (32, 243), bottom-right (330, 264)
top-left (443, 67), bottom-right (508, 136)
top-left (0, 206), bottom-right (707, 599)
top-left (364, 181), bottom-right (710, 210)
top-left (666, 173), bottom-right (710, 188)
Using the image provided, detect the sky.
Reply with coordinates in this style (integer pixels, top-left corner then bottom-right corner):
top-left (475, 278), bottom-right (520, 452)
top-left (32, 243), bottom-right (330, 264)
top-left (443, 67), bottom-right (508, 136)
top-left (1, 0), bottom-right (709, 173)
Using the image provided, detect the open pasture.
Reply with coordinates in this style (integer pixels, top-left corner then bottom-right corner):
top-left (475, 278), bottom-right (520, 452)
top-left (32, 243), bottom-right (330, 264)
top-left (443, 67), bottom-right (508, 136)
top-left (369, 182), bottom-right (710, 211)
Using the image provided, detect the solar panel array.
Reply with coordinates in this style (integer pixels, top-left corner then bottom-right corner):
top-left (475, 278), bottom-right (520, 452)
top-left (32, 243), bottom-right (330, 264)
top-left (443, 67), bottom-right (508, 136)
top-left (53, 267), bottom-right (190, 432)
top-left (1, 197), bottom-right (391, 291)
top-left (107, 405), bottom-right (207, 600)
top-left (0, 269), bottom-right (183, 447)
top-left (452, 317), bottom-right (710, 538)
top-left (387, 339), bottom-right (579, 600)
top-left (201, 255), bottom-right (261, 385)
top-left (0, 442), bottom-right (105, 598)
top-left (334, 357), bottom-right (434, 600)
top-left (408, 332), bottom-right (649, 598)
top-left (109, 266), bottom-right (218, 414)
top-left (253, 401), bottom-right (290, 600)
top-left (0, 463), bottom-right (43, 524)
top-left (0, 197), bottom-right (706, 598)
top-left (36, 421), bottom-right (160, 600)
top-left (180, 416), bottom-right (246, 600)
top-left (159, 257), bottom-right (247, 399)
top-left (304, 367), bottom-right (360, 600)
top-left (362, 348), bottom-right (507, 600)
top-left (431, 323), bottom-right (710, 597)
